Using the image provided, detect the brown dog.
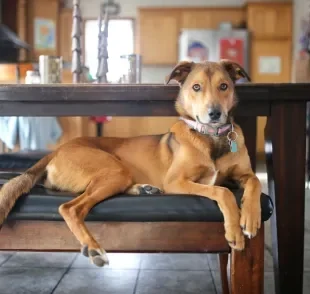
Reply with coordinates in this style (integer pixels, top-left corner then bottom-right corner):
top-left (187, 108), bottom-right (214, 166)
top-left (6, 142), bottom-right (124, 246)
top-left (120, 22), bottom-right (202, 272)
top-left (0, 60), bottom-right (261, 267)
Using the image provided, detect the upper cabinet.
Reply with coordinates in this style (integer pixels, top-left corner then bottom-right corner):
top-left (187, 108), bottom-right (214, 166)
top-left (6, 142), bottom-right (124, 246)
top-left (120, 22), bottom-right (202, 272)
top-left (246, 3), bottom-right (292, 39)
top-left (137, 9), bottom-right (180, 65)
top-left (181, 8), bottom-right (245, 29)
top-left (59, 8), bottom-right (73, 63)
top-left (137, 7), bottom-right (245, 65)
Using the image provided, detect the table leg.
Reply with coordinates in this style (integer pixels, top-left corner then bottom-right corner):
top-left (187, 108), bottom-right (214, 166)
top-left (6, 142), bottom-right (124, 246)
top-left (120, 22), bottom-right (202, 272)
top-left (265, 102), bottom-right (306, 294)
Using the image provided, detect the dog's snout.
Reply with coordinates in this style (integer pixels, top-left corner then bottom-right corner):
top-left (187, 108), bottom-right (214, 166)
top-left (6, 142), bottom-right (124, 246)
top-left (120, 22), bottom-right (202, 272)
top-left (208, 107), bottom-right (222, 121)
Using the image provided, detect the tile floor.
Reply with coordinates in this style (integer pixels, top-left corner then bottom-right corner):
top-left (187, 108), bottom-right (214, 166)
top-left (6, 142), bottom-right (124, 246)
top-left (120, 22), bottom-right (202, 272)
top-left (0, 166), bottom-right (309, 294)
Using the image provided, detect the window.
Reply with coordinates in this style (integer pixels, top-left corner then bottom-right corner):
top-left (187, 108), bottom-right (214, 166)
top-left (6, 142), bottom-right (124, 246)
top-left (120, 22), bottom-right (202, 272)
top-left (84, 19), bottom-right (134, 82)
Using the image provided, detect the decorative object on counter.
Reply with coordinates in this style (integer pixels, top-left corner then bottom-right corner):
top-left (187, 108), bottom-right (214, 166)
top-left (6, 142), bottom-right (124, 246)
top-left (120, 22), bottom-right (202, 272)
top-left (96, 0), bottom-right (120, 84)
top-left (96, 7), bottom-right (109, 83)
top-left (39, 55), bottom-right (63, 84)
top-left (25, 70), bottom-right (41, 84)
top-left (102, 0), bottom-right (120, 15)
top-left (120, 54), bottom-right (142, 84)
top-left (218, 22), bottom-right (232, 30)
top-left (90, 0), bottom-right (120, 136)
top-left (72, 0), bottom-right (83, 83)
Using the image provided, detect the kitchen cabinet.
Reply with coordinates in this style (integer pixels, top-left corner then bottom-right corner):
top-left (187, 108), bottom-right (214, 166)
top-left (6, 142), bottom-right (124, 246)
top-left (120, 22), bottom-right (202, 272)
top-left (181, 8), bottom-right (245, 29)
top-left (247, 3), bottom-right (292, 39)
top-left (59, 8), bottom-right (72, 63)
top-left (137, 7), bottom-right (245, 65)
top-left (137, 9), bottom-right (180, 65)
top-left (251, 39), bottom-right (292, 83)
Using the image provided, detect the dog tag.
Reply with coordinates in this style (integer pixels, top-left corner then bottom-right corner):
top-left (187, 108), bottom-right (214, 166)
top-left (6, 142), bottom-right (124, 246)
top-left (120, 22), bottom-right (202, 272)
top-left (230, 140), bottom-right (238, 153)
top-left (227, 127), bottom-right (238, 153)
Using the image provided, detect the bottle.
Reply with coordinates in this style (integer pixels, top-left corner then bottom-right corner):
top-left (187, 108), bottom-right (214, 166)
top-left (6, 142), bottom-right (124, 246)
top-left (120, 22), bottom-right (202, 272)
top-left (25, 70), bottom-right (41, 84)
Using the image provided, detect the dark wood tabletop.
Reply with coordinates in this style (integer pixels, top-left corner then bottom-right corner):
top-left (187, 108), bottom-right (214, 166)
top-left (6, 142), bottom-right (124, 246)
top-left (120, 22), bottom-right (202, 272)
top-left (0, 83), bottom-right (308, 294)
top-left (0, 83), bottom-right (309, 116)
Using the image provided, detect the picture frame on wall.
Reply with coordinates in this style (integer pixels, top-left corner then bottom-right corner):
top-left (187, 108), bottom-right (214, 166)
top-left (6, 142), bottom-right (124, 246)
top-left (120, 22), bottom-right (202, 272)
top-left (34, 18), bottom-right (56, 50)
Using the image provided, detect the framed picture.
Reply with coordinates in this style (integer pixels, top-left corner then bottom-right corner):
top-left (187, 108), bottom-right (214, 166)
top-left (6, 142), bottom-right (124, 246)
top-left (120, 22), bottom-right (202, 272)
top-left (187, 41), bottom-right (209, 63)
top-left (34, 18), bottom-right (56, 50)
top-left (219, 38), bottom-right (244, 66)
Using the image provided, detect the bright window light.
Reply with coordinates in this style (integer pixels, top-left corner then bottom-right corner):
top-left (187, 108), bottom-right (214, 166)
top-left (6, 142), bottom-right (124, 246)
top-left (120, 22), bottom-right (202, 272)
top-left (84, 19), bottom-right (134, 82)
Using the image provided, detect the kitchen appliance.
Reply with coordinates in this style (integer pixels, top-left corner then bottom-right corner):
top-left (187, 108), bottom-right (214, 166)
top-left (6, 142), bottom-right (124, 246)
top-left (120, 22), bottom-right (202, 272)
top-left (179, 28), bottom-right (250, 72)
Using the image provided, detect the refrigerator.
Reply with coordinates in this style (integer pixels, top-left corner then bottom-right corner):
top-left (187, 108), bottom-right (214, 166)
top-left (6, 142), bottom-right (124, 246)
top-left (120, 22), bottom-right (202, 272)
top-left (179, 29), bottom-right (250, 72)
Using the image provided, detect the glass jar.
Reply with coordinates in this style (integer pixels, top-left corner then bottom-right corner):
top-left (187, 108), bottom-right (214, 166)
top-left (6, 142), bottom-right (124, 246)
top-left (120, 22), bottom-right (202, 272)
top-left (119, 54), bottom-right (141, 84)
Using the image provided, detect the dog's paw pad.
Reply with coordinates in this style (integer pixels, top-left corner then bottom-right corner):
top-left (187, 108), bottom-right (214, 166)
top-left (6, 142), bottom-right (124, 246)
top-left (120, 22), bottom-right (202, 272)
top-left (92, 255), bottom-right (107, 267)
top-left (139, 185), bottom-right (162, 195)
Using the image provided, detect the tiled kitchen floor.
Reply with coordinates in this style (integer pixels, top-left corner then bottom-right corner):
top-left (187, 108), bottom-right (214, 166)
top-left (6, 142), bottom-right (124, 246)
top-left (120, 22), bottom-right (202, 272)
top-left (1, 165), bottom-right (310, 294)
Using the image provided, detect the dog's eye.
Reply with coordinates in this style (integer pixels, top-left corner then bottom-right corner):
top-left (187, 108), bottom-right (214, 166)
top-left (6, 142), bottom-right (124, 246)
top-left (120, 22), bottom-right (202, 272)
top-left (219, 83), bottom-right (228, 91)
top-left (192, 84), bottom-right (201, 92)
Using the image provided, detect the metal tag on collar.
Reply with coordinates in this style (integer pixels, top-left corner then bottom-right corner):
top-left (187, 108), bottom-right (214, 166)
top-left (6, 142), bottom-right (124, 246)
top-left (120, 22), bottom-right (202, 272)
top-left (227, 124), bottom-right (238, 152)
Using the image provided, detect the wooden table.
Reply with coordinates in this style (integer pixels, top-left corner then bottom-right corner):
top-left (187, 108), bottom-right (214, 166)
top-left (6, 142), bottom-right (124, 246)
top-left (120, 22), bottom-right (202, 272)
top-left (0, 83), bottom-right (308, 294)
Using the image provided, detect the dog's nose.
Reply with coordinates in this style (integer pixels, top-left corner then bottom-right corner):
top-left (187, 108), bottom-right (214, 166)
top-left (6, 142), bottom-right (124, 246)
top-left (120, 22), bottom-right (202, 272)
top-left (208, 107), bottom-right (222, 121)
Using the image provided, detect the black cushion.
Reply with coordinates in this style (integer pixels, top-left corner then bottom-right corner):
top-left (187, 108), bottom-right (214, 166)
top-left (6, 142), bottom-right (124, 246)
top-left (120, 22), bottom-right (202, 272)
top-left (0, 151), bottom-right (50, 170)
top-left (0, 172), bottom-right (273, 223)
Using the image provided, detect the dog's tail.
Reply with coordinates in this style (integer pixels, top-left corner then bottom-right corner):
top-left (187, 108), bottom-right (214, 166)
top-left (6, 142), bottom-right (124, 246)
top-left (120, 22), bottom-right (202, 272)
top-left (0, 153), bottom-right (54, 225)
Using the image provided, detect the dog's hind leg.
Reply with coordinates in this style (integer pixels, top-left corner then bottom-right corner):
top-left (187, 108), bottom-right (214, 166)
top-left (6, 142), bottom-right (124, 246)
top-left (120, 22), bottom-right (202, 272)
top-left (58, 168), bottom-right (133, 267)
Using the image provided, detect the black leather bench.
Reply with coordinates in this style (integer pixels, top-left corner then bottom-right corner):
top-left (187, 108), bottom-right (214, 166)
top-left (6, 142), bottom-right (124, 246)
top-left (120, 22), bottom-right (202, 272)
top-left (0, 152), bottom-right (273, 223)
top-left (0, 151), bottom-right (50, 170)
top-left (0, 172), bottom-right (272, 223)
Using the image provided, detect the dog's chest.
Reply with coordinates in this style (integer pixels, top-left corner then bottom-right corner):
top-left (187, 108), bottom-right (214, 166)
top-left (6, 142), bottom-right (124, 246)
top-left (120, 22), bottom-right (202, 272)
top-left (210, 136), bottom-right (231, 161)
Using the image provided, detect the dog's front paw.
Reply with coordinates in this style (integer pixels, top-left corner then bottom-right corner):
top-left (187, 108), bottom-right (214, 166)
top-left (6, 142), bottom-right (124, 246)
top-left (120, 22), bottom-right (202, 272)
top-left (225, 224), bottom-right (245, 251)
top-left (240, 198), bottom-right (261, 239)
top-left (81, 245), bottom-right (109, 267)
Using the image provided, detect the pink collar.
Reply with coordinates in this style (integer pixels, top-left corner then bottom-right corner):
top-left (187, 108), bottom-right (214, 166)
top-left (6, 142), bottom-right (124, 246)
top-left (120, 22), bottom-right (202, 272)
top-left (180, 117), bottom-right (232, 136)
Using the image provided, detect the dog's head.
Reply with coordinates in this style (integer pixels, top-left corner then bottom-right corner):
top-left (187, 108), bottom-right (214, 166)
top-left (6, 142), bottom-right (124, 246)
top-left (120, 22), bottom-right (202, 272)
top-left (165, 60), bottom-right (250, 125)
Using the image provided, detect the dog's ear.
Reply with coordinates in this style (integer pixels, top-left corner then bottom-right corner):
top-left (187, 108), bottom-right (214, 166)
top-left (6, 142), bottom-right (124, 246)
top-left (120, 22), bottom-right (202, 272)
top-left (165, 61), bottom-right (194, 85)
top-left (220, 59), bottom-right (251, 83)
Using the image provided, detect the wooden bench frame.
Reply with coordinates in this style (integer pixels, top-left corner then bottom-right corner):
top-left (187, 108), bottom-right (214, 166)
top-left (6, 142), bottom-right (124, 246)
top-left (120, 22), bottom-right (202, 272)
top-left (0, 221), bottom-right (264, 294)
